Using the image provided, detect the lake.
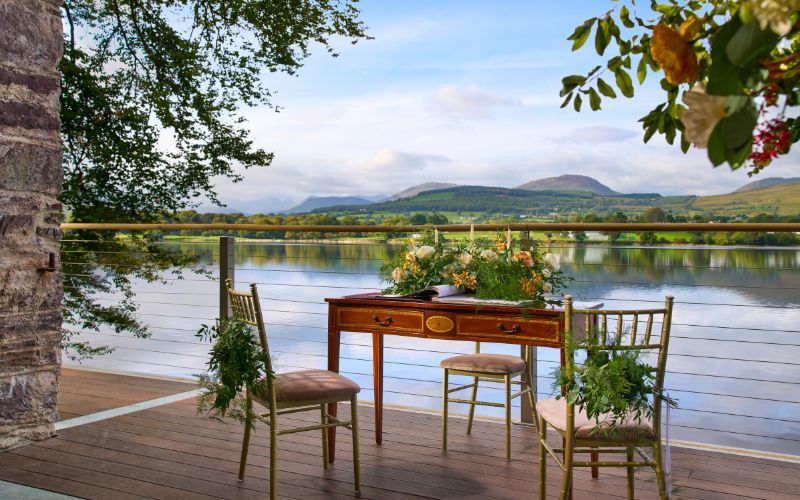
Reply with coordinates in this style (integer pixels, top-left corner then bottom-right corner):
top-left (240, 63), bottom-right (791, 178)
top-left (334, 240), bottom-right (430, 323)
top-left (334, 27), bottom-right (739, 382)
top-left (65, 241), bottom-right (800, 457)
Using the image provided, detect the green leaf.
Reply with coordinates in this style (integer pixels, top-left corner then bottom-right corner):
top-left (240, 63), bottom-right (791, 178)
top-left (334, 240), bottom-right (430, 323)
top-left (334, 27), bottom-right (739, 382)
top-left (636, 57), bottom-right (647, 84)
top-left (597, 78), bottom-right (617, 98)
top-left (707, 18), bottom-right (744, 95)
top-left (680, 132), bottom-right (691, 153)
top-left (568, 17), bottom-right (597, 51)
top-left (574, 93), bottom-right (583, 112)
top-left (595, 18), bottom-right (611, 55)
top-left (619, 5), bottom-right (634, 28)
top-left (561, 93), bottom-right (574, 109)
top-left (726, 20), bottom-right (779, 68)
top-left (725, 139), bottom-right (753, 169)
top-left (615, 69), bottom-right (634, 98)
top-left (722, 102), bottom-right (757, 149)
top-left (589, 87), bottom-right (601, 111)
top-left (643, 123), bottom-right (657, 143)
top-left (560, 75), bottom-right (586, 97)
top-left (707, 123), bottom-right (727, 166)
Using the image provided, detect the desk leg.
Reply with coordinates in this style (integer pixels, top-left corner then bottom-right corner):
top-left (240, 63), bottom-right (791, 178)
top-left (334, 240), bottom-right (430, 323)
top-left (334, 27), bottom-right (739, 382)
top-left (327, 327), bottom-right (341, 463)
top-left (372, 332), bottom-right (384, 445)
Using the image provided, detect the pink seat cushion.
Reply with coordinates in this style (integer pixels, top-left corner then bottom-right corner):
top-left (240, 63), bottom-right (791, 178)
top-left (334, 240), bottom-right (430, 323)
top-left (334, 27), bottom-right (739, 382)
top-left (254, 369), bottom-right (360, 405)
top-left (537, 398), bottom-right (656, 441)
top-left (440, 353), bottom-right (527, 374)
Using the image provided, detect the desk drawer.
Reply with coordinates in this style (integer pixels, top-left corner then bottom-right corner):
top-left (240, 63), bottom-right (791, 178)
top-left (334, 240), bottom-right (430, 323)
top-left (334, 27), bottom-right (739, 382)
top-left (337, 307), bottom-right (424, 333)
top-left (456, 315), bottom-right (559, 342)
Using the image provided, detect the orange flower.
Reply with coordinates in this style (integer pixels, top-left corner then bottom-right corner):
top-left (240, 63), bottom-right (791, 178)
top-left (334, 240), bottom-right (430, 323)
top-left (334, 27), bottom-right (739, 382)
top-left (452, 271), bottom-right (477, 290)
top-left (650, 22), bottom-right (699, 84)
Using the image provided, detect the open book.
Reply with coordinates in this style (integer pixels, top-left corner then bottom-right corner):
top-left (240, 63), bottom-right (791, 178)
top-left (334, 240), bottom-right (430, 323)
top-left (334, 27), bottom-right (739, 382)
top-left (380, 285), bottom-right (466, 301)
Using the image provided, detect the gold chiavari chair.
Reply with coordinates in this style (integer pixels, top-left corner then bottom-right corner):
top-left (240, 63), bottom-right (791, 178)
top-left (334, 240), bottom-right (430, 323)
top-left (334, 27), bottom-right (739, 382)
top-left (537, 295), bottom-right (674, 499)
top-left (226, 280), bottom-right (361, 499)
top-left (440, 342), bottom-right (536, 459)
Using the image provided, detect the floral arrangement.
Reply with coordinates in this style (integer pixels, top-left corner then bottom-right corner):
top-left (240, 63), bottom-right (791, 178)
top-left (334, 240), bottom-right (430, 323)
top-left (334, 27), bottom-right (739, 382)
top-left (561, 1), bottom-right (800, 174)
top-left (380, 231), bottom-right (571, 305)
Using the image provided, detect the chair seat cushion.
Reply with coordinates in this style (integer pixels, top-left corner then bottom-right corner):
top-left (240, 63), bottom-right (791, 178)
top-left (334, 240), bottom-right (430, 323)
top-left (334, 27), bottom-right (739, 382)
top-left (537, 398), bottom-right (656, 441)
top-left (440, 353), bottom-right (527, 374)
top-left (253, 369), bottom-right (360, 405)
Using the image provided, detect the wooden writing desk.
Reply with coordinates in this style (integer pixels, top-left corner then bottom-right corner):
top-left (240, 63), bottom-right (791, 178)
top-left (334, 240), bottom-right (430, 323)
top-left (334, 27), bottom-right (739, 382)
top-left (324, 293), bottom-right (595, 461)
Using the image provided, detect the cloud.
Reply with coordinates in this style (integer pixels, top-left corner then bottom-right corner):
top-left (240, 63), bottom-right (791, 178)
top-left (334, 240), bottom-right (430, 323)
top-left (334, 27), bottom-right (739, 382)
top-left (561, 126), bottom-right (639, 143)
top-left (431, 84), bottom-right (513, 118)
top-left (363, 149), bottom-right (451, 171)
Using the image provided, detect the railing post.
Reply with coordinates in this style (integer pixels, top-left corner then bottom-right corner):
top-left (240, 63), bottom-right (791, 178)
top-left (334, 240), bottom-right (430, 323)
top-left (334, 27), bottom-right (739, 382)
top-left (521, 345), bottom-right (537, 423)
top-left (219, 235), bottom-right (235, 318)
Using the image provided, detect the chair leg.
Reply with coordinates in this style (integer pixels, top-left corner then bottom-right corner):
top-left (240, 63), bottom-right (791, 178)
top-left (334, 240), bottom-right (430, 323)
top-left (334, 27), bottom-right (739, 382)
top-left (320, 404), bottom-right (329, 470)
top-left (504, 374), bottom-right (512, 460)
top-left (466, 376), bottom-right (479, 435)
top-left (442, 369), bottom-right (449, 451)
top-left (350, 395), bottom-right (361, 493)
top-left (238, 393), bottom-right (253, 481)
top-left (626, 446), bottom-right (635, 500)
top-left (523, 367), bottom-right (538, 429)
top-left (269, 409), bottom-right (278, 500)
top-left (538, 414), bottom-right (547, 500)
top-left (559, 435), bottom-right (574, 500)
top-left (653, 441), bottom-right (668, 499)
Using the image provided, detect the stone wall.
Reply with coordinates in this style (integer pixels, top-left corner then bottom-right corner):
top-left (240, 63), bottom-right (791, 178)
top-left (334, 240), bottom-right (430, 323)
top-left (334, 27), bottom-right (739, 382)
top-left (0, 0), bottom-right (63, 449)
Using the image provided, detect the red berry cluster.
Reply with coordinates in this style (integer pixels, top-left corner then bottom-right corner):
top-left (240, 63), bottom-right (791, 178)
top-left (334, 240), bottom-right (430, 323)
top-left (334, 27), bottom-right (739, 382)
top-left (749, 119), bottom-right (791, 168)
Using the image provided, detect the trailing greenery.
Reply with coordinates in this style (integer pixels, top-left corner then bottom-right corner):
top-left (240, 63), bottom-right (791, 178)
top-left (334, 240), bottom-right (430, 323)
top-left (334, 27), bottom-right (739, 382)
top-left (196, 318), bottom-right (270, 429)
top-left (552, 335), bottom-right (676, 435)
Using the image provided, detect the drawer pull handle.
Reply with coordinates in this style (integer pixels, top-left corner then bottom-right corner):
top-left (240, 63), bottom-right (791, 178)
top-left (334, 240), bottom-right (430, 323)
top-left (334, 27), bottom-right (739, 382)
top-left (496, 322), bottom-right (521, 334)
top-left (372, 314), bottom-right (393, 327)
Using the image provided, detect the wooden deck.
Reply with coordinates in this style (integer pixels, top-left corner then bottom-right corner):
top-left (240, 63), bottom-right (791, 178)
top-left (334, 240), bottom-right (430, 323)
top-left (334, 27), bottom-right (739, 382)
top-left (0, 369), bottom-right (797, 499)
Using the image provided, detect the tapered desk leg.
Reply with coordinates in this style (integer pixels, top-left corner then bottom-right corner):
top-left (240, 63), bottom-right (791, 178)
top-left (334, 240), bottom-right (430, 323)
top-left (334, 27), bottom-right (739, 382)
top-left (372, 332), bottom-right (384, 445)
top-left (327, 325), bottom-right (341, 463)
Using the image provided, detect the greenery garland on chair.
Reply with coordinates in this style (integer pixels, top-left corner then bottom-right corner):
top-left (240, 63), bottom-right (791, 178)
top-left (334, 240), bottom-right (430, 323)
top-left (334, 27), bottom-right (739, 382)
top-left (195, 318), bottom-right (270, 430)
top-left (552, 334), bottom-right (678, 436)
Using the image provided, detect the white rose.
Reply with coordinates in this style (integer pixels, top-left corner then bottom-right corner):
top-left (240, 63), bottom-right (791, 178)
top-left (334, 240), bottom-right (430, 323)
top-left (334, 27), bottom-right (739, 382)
top-left (682, 84), bottom-right (727, 149)
top-left (542, 268), bottom-right (552, 278)
top-left (458, 252), bottom-right (473, 265)
top-left (391, 268), bottom-right (405, 281)
top-left (751, 0), bottom-right (800, 36)
top-left (480, 249), bottom-right (498, 261)
top-left (542, 282), bottom-right (553, 293)
top-left (415, 245), bottom-right (435, 260)
top-left (543, 253), bottom-right (560, 270)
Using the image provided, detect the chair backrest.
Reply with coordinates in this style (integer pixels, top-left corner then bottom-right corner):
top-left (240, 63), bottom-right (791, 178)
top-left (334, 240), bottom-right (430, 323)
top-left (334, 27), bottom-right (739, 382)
top-left (225, 279), bottom-right (274, 374)
top-left (562, 295), bottom-right (674, 435)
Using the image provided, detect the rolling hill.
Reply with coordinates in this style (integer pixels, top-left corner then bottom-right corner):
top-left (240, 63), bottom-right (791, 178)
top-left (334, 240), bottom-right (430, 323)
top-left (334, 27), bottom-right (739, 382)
top-left (516, 175), bottom-right (619, 195)
top-left (690, 182), bottom-right (800, 216)
top-left (388, 182), bottom-right (459, 200)
top-left (286, 196), bottom-right (375, 214)
top-left (734, 177), bottom-right (800, 193)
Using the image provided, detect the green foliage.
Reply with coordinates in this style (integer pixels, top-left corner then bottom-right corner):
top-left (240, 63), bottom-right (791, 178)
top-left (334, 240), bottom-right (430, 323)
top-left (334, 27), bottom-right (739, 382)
top-left (59, 0), bottom-right (368, 355)
top-left (196, 318), bottom-right (270, 428)
top-left (552, 336), bottom-right (675, 435)
top-left (561, 1), bottom-right (800, 174)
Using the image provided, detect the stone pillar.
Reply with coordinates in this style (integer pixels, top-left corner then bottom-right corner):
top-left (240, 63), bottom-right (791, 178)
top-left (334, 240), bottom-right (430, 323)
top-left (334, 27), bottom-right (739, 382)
top-left (0, 0), bottom-right (64, 449)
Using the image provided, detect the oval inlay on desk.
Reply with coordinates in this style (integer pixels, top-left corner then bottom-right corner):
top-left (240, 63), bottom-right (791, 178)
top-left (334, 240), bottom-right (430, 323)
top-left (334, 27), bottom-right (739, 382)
top-left (426, 315), bottom-right (454, 333)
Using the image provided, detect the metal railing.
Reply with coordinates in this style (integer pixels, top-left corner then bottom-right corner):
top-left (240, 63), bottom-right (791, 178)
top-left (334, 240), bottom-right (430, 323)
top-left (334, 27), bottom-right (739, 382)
top-left (59, 222), bottom-right (800, 460)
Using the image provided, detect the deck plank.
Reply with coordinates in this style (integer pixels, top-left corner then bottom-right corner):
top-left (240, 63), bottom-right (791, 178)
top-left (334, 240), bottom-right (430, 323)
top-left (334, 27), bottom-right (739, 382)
top-left (0, 369), bottom-right (794, 499)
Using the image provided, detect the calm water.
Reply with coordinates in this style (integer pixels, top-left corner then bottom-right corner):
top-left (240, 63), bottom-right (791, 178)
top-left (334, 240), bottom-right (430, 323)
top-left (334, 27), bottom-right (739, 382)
top-left (66, 242), bottom-right (800, 457)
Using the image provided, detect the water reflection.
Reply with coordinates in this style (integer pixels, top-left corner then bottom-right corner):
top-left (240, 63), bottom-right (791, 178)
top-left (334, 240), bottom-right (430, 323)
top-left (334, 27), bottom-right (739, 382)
top-left (68, 242), bottom-right (800, 456)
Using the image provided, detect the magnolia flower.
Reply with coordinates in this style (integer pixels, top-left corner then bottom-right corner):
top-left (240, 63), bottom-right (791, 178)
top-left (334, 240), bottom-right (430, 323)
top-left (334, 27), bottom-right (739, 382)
top-left (542, 282), bottom-right (554, 294)
top-left (543, 253), bottom-right (560, 270)
top-left (391, 268), bottom-right (405, 281)
top-left (458, 252), bottom-right (473, 266)
top-left (415, 245), bottom-right (435, 260)
top-left (751, 0), bottom-right (800, 35)
top-left (542, 268), bottom-right (552, 278)
top-left (682, 84), bottom-right (728, 148)
top-left (480, 249), bottom-right (498, 261)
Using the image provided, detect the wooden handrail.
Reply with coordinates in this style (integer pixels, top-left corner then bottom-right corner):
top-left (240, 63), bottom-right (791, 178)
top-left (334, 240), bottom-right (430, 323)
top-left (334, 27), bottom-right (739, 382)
top-left (60, 222), bottom-right (800, 233)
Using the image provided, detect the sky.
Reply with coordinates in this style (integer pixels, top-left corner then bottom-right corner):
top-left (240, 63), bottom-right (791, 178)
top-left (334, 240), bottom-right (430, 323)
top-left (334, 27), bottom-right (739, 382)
top-left (209, 0), bottom-right (799, 206)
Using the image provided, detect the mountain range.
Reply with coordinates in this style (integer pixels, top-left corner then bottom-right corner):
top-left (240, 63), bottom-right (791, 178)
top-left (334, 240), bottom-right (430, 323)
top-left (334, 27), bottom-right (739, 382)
top-left (197, 175), bottom-right (800, 217)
